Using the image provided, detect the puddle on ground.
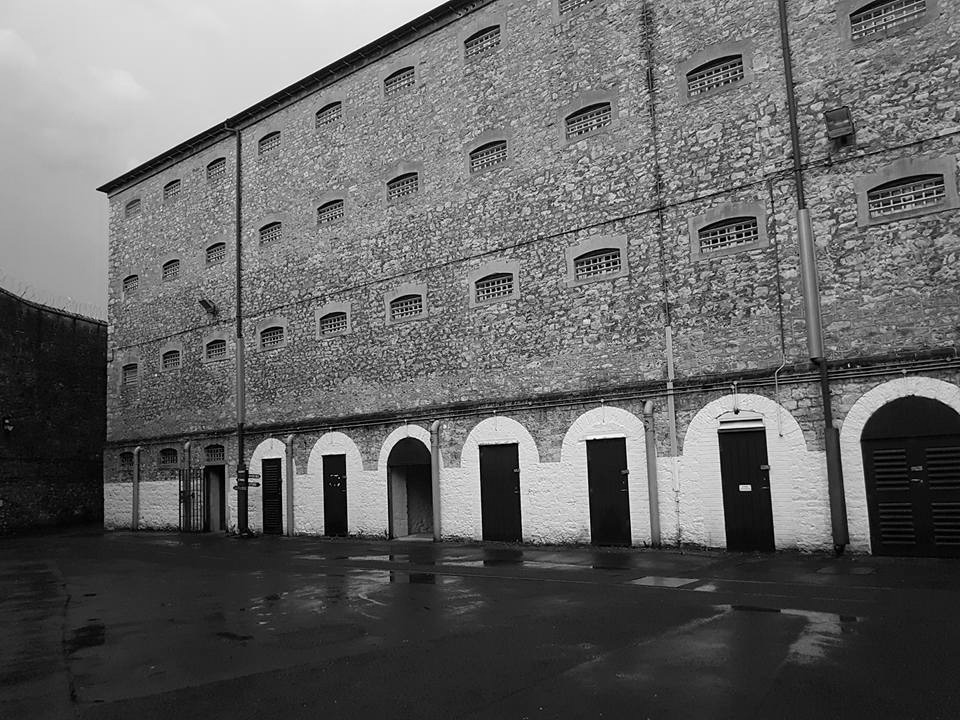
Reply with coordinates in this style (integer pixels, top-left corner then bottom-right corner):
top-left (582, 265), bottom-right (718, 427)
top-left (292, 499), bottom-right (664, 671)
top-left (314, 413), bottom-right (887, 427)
top-left (67, 622), bottom-right (105, 654)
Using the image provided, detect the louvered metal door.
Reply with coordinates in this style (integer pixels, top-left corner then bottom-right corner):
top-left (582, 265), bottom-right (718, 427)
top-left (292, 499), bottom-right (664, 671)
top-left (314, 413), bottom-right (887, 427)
top-left (262, 458), bottom-right (283, 535)
top-left (480, 444), bottom-right (522, 543)
top-left (864, 437), bottom-right (960, 557)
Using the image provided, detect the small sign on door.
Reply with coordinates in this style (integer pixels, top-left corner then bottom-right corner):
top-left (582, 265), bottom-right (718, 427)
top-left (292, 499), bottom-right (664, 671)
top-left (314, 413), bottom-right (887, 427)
top-left (739, 484), bottom-right (752, 492)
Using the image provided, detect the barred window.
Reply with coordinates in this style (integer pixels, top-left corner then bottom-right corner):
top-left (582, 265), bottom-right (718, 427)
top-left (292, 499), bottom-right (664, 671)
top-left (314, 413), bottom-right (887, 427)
top-left (204, 444), bottom-right (225, 463)
top-left (119, 452), bottom-right (134, 469)
top-left (867, 175), bottom-right (946, 218)
top-left (161, 349), bottom-right (181, 371)
top-left (384, 67), bottom-right (416, 97)
top-left (205, 339), bottom-right (227, 360)
top-left (207, 157), bottom-right (227, 183)
top-left (559, 0), bottom-right (596, 14)
top-left (574, 248), bottom-right (622, 280)
top-left (260, 326), bottom-right (285, 349)
top-left (258, 131), bottom-right (281, 155)
top-left (390, 294), bottom-right (424, 321)
top-left (470, 141), bottom-right (508, 173)
top-left (686, 55), bottom-right (745, 96)
top-left (475, 273), bottom-right (514, 303)
top-left (125, 198), bottom-right (142, 218)
top-left (260, 221), bottom-right (282, 244)
top-left (123, 274), bottom-right (139, 295)
top-left (387, 173), bottom-right (420, 201)
top-left (850, 0), bottom-right (926, 40)
top-left (122, 363), bottom-right (138, 387)
top-left (159, 448), bottom-right (178, 466)
top-left (162, 259), bottom-right (180, 281)
top-left (206, 242), bottom-right (226, 265)
top-left (163, 179), bottom-right (181, 202)
top-left (565, 103), bottom-right (612, 139)
top-left (317, 199), bottom-right (345, 225)
top-left (465, 26), bottom-right (501, 60)
top-left (315, 102), bottom-right (343, 127)
top-left (698, 217), bottom-right (760, 254)
top-left (318, 311), bottom-right (348, 336)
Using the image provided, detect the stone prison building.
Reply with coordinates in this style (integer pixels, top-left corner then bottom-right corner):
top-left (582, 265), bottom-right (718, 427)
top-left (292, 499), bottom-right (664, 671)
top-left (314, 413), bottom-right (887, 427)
top-left (98, 0), bottom-right (960, 556)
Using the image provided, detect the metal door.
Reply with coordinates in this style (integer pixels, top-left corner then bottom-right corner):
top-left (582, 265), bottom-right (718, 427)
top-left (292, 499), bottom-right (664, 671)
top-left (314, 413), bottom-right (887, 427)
top-left (719, 429), bottom-right (775, 552)
top-left (323, 454), bottom-right (348, 537)
top-left (179, 468), bottom-right (205, 533)
top-left (480, 444), bottom-right (522, 542)
top-left (586, 438), bottom-right (631, 546)
top-left (862, 397), bottom-right (960, 557)
top-left (262, 458), bottom-right (283, 535)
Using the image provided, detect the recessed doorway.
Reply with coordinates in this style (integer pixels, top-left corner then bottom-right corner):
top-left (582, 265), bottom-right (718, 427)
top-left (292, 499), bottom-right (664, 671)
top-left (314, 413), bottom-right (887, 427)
top-left (387, 438), bottom-right (433, 539)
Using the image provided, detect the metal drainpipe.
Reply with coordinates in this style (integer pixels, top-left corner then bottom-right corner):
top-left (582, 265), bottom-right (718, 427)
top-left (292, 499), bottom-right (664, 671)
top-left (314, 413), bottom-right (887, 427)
top-left (777, 0), bottom-right (848, 553)
top-left (224, 124), bottom-right (249, 536)
top-left (430, 420), bottom-right (442, 542)
top-left (132, 446), bottom-right (142, 531)
top-left (642, 401), bottom-right (661, 547)
top-left (285, 434), bottom-right (296, 537)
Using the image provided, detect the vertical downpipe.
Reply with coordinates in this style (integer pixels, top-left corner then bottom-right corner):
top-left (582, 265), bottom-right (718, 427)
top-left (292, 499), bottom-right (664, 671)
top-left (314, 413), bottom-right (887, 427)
top-left (183, 440), bottom-right (192, 531)
top-left (132, 446), bottom-right (142, 530)
top-left (642, 401), bottom-right (661, 546)
top-left (285, 434), bottom-right (296, 537)
top-left (430, 420), bottom-right (442, 542)
top-left (777, 0), bottom-right (848, 552)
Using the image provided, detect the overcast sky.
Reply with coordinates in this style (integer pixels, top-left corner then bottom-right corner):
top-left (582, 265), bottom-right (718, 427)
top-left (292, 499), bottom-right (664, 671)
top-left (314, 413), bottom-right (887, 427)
top-left (0, 0), bottom-right (441, 316)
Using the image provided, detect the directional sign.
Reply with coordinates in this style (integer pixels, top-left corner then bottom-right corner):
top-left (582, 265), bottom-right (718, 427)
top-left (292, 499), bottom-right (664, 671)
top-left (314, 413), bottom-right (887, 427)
top-left (246, 473), bottom-right (261, 479)
top-left (247, 482), bottom-right (261, 488)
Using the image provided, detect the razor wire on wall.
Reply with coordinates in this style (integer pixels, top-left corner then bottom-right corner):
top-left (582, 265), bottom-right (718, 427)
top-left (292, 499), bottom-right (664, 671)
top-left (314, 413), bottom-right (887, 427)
top-left (0, 270), bottom-right (106, 322)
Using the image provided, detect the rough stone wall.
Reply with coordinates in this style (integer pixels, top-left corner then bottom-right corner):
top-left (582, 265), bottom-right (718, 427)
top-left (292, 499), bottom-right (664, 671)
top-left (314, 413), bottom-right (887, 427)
top-left (0, 289), bottom-right (106, 534)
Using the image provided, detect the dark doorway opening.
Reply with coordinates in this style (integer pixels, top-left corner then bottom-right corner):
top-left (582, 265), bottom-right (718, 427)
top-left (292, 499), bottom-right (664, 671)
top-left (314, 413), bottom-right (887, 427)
top-left (262, 458), bottom-right (283, 535)
top-left (480, 443), bottom-right (522, 542)
top-left (323, 454), bottom-right (348, 537)
top-left (586, 438), bottom-right (631, 546)
top-left (387, 438), bottom-right (433, 539)
top-left (203, 465), bottom-right (226, 533)
top-left (862, 396), bottom-right (960, 557)
top-left (719, 427), bottom-right (775, 552)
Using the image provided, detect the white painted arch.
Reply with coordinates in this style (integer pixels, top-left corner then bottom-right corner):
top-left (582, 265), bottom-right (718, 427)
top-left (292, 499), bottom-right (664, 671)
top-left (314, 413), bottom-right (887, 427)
top-left (234, 437), bottom-right (287, 534)
top-left (839, 376), bottom-right (960, 553)
top-left (301, 432), bottom-right (370, 536)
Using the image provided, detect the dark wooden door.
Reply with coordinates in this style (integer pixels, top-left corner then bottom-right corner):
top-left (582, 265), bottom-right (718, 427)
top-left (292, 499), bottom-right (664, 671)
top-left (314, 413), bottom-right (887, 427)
top-left (862, 397), bottom-right (960, 557)
top-left (586, 438), bottom-right (631, 546)
top-left (323, 454), bottom-right (348, 537)
top-left (719, 429), bottom-right (775, 552)
top-left (262, 458), bottom-right (283, 535)
top-left (480, 444), bottom-right (522, 542)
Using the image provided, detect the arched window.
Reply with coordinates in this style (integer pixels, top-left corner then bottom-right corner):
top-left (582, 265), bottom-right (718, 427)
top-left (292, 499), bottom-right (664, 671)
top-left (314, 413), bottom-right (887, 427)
top-left (204, 444), bottom-right (225, 463)
top-left (315, 102), bottom-right (343, 127)
top-left (205, 242), bottom-right (226, 265)
top-left (161, 349), bottom-right (181, 371)
top-left (474, 273), bottom-right (515, 303)
top-left (122, 363), bottom-right (138, 387)
top-left (387, 173), bottom-right (419, 201)
top-left (119, 452), bottom-right (135, 470)
top-left (159, 448), bottom-right (178, 466)
top-left (469, 141), bottom-right (508, 173)
top-left (124, 198), bottom-right (142, 218)
top-left (697, 217), bottom-right (760, 254)
top-left (565, 103), bottom-right (612, 139)
top-left (161, 259), bottom-right (180, 281)
top-left (850, 0), bottom-right (926, 40)
top-left (122, 274), bottom-right (139, 295)
top-left (259, 221), bottom-right (282, 244)
top-left (389, 294), bottom-right (424, 321)
top-left (258, 131), bottom-right (280, 155)
top-left (206, 157), bottom-right (226, 183)
top-left (260, 326), bottom-right (285, 349)
top-left (686, 55), bottom-right (745, 96)
top-left (317, 199), bottom-right (345, 225)
top-left (559, 0), bottom-right (596, 14)
top-left (464, 26), bottom-right (501, 60)
top-left (866, 174), bottom-right (946, 219)
top-left (573, 248), bottom-right (622, 280)
top-left (318, 311), bottom-right (348, 336)
top-left (384, 67), bottom-right (416, 97)
top-left (163, 179), bottom-right (181, 202)
top-left (205, 339), bottom-right (228, 360)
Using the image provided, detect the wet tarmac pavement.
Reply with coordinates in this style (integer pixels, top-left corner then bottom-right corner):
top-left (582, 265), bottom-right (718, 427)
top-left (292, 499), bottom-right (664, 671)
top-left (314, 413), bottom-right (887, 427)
top-left (2, 530), bottom-right (960, 719)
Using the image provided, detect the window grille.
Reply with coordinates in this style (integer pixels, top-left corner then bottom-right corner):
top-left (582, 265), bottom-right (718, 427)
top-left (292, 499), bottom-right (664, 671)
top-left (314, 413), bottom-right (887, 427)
top-left (384, 67), bottom-right (416, 97)
top-left (119, 452), bottom-right (134, 469)
top-left (206, 339), bottom-right (227, 360)
top-left (161, 350), bottom-right (181, 371)
top-left (475, 273), bottom-right (514, 302)
top-left (205, 445), bottom-right (225, 463)
top-left (207, 158), bottom-right (226, 183)
top-left (559, 0), bottom-right (596, 14)
top-left (159, 448), bottom-right (178, 466)
top-left (390, 294), bottom-right (423, 321)
top-left (465, 26), bottom-right (501, 60)
top-left (565, 103), bottom-right (612, 139)
top-left (206, 242), bottom-right (226, 265)
top-left (123, 275), bottom-right (139, 294)
top-left (687, 56), bottom-right (745, 96)
top-left (125, 198), bottom-right (141, 218)
top-left (258, 131), bottom-right (280, 155)
top-left (317, 199), bottom-right (345, 225)
top-left (698, 217), bottom-right (760, 254)
top-left (850, 0), bottom-right (926, 40)
top-left (470, 141), bottom-right (508, 173)
top-left (315, 102), bottom-right (343, 127)
top-left (867, 175), bottom-right (945, 218)
top-left (319, 312), bottom-right (348, 336)
top-left (162, 259), bottom-right (180, 281)
top-left (387, 173), bottom-right (420, 201)
top-left (260, 222), bottom-right (282, 244)
top-left (163, 179), bottom-right (181, 202)
top-left (122, 363), bottom-right (138, 387)
top-left (260, 326), bottom-right (285, 349)
top-left (574, 249), bottom-right (622, 280)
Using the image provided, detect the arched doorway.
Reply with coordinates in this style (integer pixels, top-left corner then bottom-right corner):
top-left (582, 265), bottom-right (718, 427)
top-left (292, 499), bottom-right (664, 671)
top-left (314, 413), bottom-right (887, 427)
top-left (387, 437), bottom-right (433, 539)
top-left (862, 397), bottom-right (960, 557)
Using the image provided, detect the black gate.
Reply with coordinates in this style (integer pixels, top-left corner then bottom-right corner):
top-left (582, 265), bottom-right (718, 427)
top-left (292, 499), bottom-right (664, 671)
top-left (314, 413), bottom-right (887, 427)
top-left (480, 444), bottom-right (522, 542)
top-left (586, 438), bottom-right (632, 546)
top-left (179, 468), bottom-right (205, 533)
top-left (718, 428), bottom-right (775, 552)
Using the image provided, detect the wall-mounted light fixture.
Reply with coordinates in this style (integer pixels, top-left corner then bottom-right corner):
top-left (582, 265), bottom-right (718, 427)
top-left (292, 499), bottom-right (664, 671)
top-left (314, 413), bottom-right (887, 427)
top-left (198, 298), bottom-right (218, 315)
top-left (824, 106), bottom-right (856, 148)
